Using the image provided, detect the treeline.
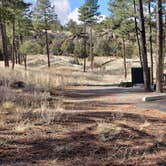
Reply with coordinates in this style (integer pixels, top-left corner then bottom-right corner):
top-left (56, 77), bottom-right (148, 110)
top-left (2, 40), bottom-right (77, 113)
top-left (0, 0), bottom-right (165, 92)
top-left (77, 0), bottom-right (165, 93)
top-left (0, 0), bottom-right (61, 68)
top-left (0, 0), bottom-right (126, 69)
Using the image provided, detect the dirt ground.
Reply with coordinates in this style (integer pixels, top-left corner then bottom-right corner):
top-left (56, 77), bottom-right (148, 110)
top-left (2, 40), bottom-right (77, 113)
top-left (0, 55), bottom-right (166, 165)
top-left (0, 84), bottom-right (166, 166)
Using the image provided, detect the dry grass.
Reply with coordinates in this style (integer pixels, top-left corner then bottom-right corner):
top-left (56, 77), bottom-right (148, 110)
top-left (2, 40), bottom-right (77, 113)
top-left (0, 56), bottom-right (165, 165)
top-left (0, 55), bottom-right (138, 88)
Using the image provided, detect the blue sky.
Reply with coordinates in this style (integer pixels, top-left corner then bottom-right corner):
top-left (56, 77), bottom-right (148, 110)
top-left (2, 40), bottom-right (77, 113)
top-left (25, 0), bottom-right (110, 24)
top-left (70, 0), bottom-right (110, 16)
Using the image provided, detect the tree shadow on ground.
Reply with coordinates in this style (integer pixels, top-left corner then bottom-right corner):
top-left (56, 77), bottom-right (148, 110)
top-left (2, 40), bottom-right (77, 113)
top-left (0, 86), bottom-right (165, 165)
top-left (50, 87), bottom-right (147, 100)
top-left (0, 110), bottom-right (166, 165)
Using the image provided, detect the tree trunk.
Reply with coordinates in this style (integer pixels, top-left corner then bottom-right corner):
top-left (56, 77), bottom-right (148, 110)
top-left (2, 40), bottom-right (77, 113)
top-left (19, 34), bottom-right (24, 64)
top-left (12, 19), bottom-right (16, 69)
top-left (90, 25), bottom-right (93, 70)
top-left (138, 0), bottom-right (151, 91)
top-left (156, 0), bottom-right (163, 93)
top-left (122, 38), bottom-right (127, 79)
top-left (45, 29), bottom-right (50, 67)
top-left (0, 22), bottom-right (9, 67)
top-left (148, 0), bottom-right (154, 85)
top-left (24, 54), bottom-right (27, 70)
top-left (83, 22), bottom-right (87, 72)
top-left (133, 0), bottom-right (142, 67)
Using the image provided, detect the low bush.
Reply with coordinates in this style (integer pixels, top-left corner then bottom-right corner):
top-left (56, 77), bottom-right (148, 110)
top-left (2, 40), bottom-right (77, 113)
top-left (20, 40), bottom-right (43, 55)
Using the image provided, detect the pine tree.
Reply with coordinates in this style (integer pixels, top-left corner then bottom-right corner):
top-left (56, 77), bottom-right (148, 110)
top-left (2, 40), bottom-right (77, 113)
top-left (0, 0), bottom-right (11, 67)
top-left (156, 0), bottom-right (163, 92)
top-left (109, 0), bottom-right (134, 79)
top-left (87, 0), bottom-right (100, 70)
top-left (138, 0), bottom-right (151, 91)
top-left (133, 0), bottom-right (142, 67)
top-left (33, 0), bottom-right (57, 67)
top-left (9, 0), bottom-right (30, 69)
top-left (79, 0), bottom-right (100, 70)
top-left (79, 3), bottom-right (88, 72)
top-left (0, 0), bottom-right (30, 68)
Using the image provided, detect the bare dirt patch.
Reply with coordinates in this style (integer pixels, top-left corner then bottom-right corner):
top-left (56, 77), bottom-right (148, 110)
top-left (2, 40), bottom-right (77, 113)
top-left (0, 83), bottom-right (165, 166)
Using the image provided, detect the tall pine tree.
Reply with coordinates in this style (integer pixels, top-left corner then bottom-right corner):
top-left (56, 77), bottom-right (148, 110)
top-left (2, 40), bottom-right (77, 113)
top-left (156, 0), bottom-right (163, 92)
top-left (33, 0), bottom-right (57, 67)
top-left (79, 0), bottom-right (100, 71)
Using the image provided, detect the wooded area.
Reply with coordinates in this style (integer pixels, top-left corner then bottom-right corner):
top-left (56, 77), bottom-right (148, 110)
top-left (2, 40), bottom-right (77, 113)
top-left (0, 0), bottom-right (165, 92)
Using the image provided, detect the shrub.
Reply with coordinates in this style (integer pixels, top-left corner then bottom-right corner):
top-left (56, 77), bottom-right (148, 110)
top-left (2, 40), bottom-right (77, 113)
top-left (94, 39), bottom-right (111, 56)
top-left (50, 40), bottom-right (62, 55)
top-left (61, 40), bottom-right (75, 55)
top-left (74, 40), bottom-right (84, 58)
top-left (125, 43), bottom-right (135, 59)
top-left (74, 40), bottom-right (89, 58)
top-left (19, 40), bottom-right (43, 55)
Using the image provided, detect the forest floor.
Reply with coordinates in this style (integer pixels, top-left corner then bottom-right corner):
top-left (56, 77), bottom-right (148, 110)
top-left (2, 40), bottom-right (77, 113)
top-left (0, 55), bottom-right (166, 166)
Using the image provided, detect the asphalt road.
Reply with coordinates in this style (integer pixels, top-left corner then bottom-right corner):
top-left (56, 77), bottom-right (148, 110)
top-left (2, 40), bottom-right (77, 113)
top-left (66, 85), bottom-right (166, 113)
top-left (138, 99), bottom-right (166, 112)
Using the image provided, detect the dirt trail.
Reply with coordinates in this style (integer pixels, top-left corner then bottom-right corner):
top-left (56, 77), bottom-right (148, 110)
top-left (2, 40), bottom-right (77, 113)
top-left (0, 85), bottom-right (166, 165)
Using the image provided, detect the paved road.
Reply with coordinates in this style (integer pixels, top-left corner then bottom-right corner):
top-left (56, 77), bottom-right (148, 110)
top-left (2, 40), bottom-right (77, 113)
top-left (66, 86), bottom-right (166, 112)
top-left (138, 99), bottom-right (166, 112)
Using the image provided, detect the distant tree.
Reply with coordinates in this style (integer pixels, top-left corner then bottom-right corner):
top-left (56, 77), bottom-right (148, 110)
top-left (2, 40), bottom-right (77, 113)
top-left (9, 0), bottom-right (30, 69)
top-left (33, 0), bottom-right (57, 67)
top-left (94, 38), bottom-right (111, 56)
top-left (0, 0), bottom-right (31, 68)
top-left (109, 0), bottom-right (134, 79)
top-left (50, 20), bottom-right (62, 32)
top-left (74, 40), bottom-right (84, 58)
top-left (20, 40), bottom-right (43, 55)
top-left (84, 0), bottom-right (100, 69)
top-left (61, 40), bottom-right (75, 55)
top-left (79, 4), bottom-right (88, 72)
top-left (50, 39), bottom-right (62, 55)
top-left (66, 20), bottom-right (82, 35)
top-left (133, 0), bottom-right (142, 67)
top-left (79, 0), bottom-right (100, 71)
top-left (0, 0), bottom-right (11, 67)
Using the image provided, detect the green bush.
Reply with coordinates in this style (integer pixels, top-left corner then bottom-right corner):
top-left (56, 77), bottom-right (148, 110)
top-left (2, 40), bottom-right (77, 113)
top-left (94, 39), bottom-right (111, 56)
top-left (19, 40), bottom-right (43, 55)
top-left (74, 40), bottom-right (84, 58)
top-left (125, 43), bottom-right (135, 59)
top-left (74, 40), bottom-right (89, 58)
top-left (50, 40), bottom-right (62, 55)
top-left (61, 40), bottom-right (75, 55)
